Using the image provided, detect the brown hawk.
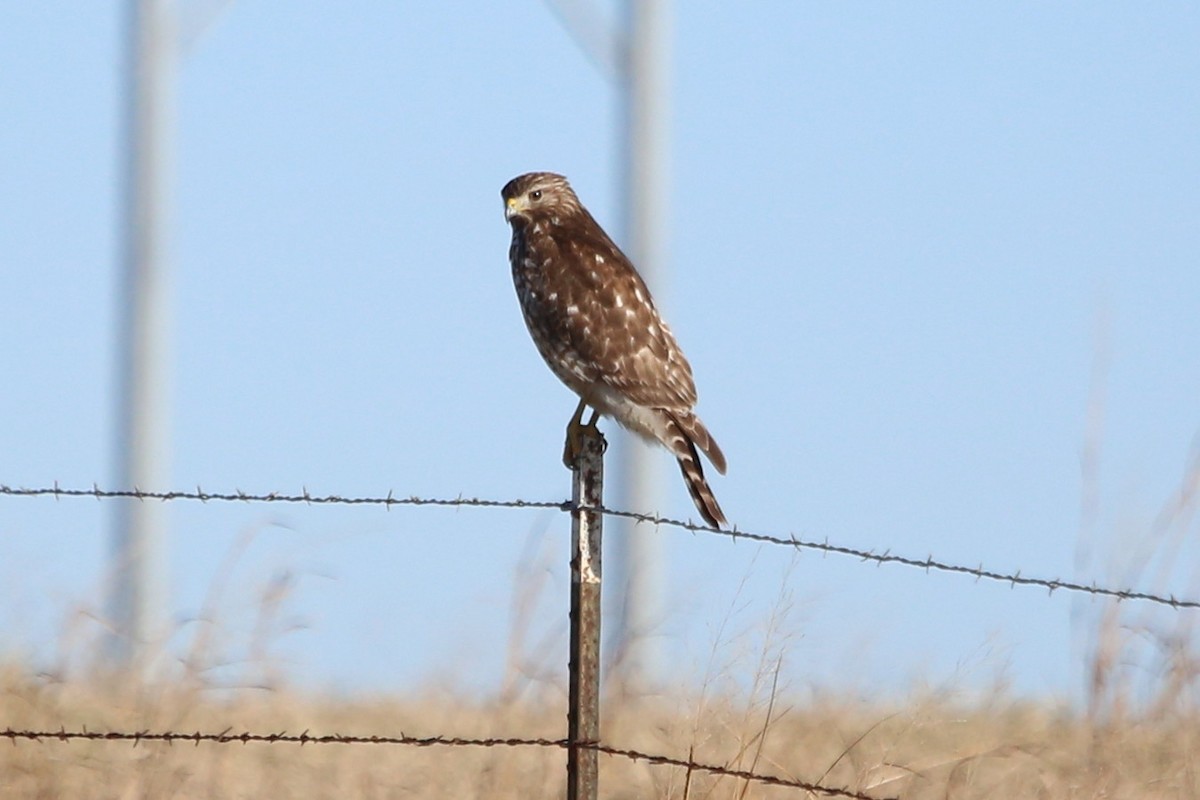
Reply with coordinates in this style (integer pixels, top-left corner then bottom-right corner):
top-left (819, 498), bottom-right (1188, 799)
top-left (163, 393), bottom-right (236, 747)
top-left (502, 171), bottom-right (727, 528)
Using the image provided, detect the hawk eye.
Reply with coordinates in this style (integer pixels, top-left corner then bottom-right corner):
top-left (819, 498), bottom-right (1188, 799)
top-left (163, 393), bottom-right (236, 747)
top-left (530, 190), bottom-right (543, 201)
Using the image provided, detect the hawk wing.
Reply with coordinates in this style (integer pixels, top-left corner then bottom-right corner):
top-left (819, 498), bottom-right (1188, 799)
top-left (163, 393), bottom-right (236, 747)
top-left (550, 212), bottom-right (699, 410)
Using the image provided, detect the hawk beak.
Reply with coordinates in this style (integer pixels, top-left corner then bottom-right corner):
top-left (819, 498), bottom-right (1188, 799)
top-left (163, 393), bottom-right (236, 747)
top-left (505, 196), bottom-right (524, 222)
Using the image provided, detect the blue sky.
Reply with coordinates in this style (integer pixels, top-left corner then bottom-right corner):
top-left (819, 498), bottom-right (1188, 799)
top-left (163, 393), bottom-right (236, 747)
top-left (2, 3), bottom-right (1198, 703)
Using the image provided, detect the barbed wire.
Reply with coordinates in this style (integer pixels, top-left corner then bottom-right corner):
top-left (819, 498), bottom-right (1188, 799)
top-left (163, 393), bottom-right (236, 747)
top-left (3, 482), bottom-right (1198, 611)
top-left (0, 727), bottom-right (890, 800)
top-left (0, 483), bottom-right (565, 512)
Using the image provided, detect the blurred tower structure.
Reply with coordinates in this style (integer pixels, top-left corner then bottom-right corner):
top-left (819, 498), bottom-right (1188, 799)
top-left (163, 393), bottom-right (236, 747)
top-left (613, 0), bottom-right (670, 694)
top-left (110, 0), bottom-right (177, 672)
top-left (546, 0), bottom-right (672, 693)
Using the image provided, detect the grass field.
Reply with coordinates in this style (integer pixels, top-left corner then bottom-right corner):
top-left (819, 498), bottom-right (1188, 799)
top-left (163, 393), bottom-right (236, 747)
top-left (2, 661), bottom-right (1197, 799)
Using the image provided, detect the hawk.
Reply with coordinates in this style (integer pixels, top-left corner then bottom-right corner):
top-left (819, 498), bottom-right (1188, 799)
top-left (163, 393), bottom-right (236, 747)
top-left (502, 171), bottom-right (727, 528)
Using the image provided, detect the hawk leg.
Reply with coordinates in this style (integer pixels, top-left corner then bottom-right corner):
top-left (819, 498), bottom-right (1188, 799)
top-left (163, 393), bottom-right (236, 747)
top-left (563, 399), bottom-right (603, 469)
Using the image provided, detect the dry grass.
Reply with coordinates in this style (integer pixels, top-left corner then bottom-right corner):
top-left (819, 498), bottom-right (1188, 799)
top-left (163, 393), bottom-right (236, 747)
top-left (1, 665), bottom-right (1198, 799)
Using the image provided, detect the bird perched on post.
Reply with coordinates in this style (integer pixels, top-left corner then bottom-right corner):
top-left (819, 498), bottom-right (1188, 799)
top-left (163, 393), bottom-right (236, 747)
top-left (501, 171), bottom-right (727, 528)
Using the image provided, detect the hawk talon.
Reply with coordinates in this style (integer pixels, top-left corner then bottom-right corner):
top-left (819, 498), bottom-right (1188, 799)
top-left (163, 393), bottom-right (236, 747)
top-left (562, 404), bottom-right (602, 469)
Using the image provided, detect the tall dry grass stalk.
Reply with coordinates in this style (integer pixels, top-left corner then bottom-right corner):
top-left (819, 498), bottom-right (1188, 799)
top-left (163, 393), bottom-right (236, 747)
top-left (1069, 313), bottom-right (1200, 795)
top-left (1075, 315), bottom-right (1200, 729)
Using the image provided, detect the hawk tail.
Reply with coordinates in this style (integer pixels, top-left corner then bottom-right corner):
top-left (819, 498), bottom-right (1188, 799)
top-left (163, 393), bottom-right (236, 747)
top-left (681, 413), bottom-right (726, 476)
top-left (663, 411), bottom-right (727, 528)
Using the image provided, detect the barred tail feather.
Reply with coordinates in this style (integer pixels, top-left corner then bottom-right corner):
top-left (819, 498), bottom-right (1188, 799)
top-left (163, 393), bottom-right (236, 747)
top-left (662, 411), bottom-right (727, 528)
top-left (676, 412), bottom-right (726, 476)
top-left (677, 448), bottom-right (727, 528)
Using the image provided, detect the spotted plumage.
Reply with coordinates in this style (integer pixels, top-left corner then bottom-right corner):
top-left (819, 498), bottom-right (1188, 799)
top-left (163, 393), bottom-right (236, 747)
top-left (502, 171), bottom-right (727, 527)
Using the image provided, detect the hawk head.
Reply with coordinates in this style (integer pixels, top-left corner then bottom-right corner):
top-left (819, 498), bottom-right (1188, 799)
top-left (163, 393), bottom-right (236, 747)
top-left (502, 172), bottom-right (582, 225)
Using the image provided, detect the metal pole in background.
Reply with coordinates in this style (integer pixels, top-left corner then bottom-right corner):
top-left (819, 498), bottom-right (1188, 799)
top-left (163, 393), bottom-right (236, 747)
top-left (110, 0), bottom-right (176, 672)
top-left (613, 0), bottom-right (670, 694)
top-left (540, 0), bottom-right (673, 697)
top-left (567, 428), bottom-right (606, 800)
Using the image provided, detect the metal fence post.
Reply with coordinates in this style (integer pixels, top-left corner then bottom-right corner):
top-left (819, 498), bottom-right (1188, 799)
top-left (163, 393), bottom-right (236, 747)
top-left (567, 426), bottom-right (605, 800)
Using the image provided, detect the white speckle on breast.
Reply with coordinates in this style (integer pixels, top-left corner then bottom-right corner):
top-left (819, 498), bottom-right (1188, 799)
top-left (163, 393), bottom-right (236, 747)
top-left (614, 295), bottom-right (624, 308)
top-left (566, 304), bottom-right (580, 315)
top-left (594, 254), bottom-right (605, 264)
top-left (634, 288), bottom-right (645, 303)
top-left (548, 291), bottom-right (558, 302)
top-left (532, 222), bottom-right (544, 234)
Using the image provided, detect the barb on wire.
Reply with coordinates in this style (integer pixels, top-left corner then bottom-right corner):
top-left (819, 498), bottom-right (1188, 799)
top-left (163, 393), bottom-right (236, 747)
top-left (0, 728), bottom-right (891, 800)
top-left (2, 483), bottom-right (1198, 611)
